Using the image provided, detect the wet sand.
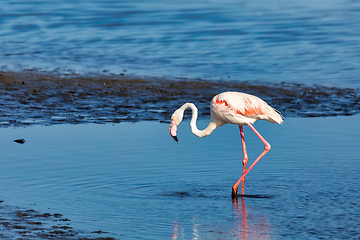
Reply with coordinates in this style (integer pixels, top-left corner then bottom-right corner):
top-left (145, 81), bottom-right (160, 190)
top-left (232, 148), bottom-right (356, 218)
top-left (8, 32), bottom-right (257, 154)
top-left (1, 70), bottom-right (360, 128)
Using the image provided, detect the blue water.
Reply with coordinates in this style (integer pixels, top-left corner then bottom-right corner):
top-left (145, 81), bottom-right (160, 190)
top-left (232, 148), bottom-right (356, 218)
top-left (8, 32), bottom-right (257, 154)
top-left (1, 0), bottom-right (360, 87)
top-left (1, 116), bottom-right (360, 239)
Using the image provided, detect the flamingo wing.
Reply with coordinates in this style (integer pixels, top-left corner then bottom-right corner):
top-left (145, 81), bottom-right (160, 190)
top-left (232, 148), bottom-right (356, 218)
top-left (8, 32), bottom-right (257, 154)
top-left (211, 92), bottom-right (283, 125)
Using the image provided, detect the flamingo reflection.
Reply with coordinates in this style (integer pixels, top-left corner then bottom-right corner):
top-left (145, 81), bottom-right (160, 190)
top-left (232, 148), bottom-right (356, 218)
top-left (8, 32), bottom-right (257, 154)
top-left (232, 197), bottom-right (272, 239)
top-left (171, 197), bottom-right (273, 239)
top-left (171, 220), bottom-right (181, 240)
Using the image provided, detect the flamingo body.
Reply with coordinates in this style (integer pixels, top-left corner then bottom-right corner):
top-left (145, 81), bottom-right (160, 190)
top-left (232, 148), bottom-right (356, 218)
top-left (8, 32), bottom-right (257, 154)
top-left (169, 91), bottom-right (283, 197)
top-left (211, 92), bottom-right (283, 126)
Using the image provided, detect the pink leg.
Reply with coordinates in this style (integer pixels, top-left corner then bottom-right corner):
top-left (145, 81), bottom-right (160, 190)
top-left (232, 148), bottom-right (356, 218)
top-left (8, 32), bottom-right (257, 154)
top-left (239, 126), bottom-right (248, 196)
top-left (232, 123), bottom-right (271, 197)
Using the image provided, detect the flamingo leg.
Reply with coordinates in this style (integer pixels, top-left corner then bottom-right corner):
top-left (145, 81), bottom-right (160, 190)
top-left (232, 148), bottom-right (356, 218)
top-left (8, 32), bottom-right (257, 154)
top-left (232, 123), bottom-right (271, 197)
top-left (239, 125), bottom-right (248, 196)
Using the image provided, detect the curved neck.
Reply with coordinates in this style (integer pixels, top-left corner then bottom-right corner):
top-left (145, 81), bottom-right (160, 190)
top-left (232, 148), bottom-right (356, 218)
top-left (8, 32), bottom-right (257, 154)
top-left (180, 103), bottom-right (218, 138)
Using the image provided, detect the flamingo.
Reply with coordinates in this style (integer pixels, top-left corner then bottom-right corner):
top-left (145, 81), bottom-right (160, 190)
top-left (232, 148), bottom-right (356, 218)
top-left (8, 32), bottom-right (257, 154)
top-left (169, 91), bottom-right (283, 197)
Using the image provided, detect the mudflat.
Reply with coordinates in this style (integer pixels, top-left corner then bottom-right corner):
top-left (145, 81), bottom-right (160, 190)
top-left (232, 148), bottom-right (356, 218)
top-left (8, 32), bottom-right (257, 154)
top-left (1, 71), bottom-right (359, 128)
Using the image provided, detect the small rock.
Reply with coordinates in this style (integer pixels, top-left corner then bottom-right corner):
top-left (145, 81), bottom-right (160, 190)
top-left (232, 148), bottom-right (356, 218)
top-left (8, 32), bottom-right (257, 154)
top-left (14, 138), bottom-right (26, 144)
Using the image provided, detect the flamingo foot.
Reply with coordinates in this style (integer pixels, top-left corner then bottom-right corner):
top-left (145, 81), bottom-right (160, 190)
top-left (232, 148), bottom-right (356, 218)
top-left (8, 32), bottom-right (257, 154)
top-left (232, 186), bottom-right (239, 198)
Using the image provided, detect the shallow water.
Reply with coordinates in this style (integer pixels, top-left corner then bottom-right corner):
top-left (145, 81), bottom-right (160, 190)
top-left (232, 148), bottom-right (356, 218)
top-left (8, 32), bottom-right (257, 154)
top-left (1, 0), bottom-right (360, 87)
top-left (1, 115), bottom-right (359, 239)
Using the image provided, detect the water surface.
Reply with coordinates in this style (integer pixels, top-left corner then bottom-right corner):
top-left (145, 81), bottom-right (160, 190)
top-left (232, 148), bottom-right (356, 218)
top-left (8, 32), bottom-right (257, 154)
top-left (1, 0), bottom-right (360, 87)
top-left (1, 115), bottom-right (359, 239)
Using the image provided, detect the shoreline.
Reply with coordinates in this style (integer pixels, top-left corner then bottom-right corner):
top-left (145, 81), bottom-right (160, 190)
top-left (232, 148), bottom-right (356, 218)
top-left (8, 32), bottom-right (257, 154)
top-left (1, 70), bottom-right (359, 128)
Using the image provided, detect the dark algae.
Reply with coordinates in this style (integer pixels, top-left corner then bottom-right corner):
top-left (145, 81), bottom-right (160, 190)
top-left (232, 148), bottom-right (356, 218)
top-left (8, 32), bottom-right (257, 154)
top-left (0, 201), bottom-right (114, 239)
top-left (1, 71), bottom-right (359, 128)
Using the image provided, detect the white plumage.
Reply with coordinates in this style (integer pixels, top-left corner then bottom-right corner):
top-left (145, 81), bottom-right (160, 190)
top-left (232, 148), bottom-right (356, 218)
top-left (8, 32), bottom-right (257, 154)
top-left (211, 91), bottom-right (283, 125)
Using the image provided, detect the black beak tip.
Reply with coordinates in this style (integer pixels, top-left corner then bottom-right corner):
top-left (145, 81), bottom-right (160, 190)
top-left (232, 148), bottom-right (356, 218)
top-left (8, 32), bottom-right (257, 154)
top-left (172, 135), bottom-right (178, 142)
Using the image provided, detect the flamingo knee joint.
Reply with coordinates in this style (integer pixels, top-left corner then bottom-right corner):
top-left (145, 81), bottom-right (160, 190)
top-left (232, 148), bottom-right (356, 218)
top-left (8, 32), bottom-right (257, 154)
top-left (264, 143), bottom-right (271, 151)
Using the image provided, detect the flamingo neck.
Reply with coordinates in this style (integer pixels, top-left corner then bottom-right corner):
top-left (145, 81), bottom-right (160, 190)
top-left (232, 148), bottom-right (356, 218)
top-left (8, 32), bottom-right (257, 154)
top-left (181, 103), bottom-right (218, 138)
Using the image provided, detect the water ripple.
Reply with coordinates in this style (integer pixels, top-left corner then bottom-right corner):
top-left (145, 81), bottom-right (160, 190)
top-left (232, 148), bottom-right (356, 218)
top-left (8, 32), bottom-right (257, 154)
top-left (1, 0), bottom-right (360, 87)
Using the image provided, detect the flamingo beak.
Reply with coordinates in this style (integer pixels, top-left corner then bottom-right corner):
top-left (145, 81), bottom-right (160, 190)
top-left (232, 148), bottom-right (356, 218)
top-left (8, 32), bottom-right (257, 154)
top-left (169, 120), bottom-right (178, 142)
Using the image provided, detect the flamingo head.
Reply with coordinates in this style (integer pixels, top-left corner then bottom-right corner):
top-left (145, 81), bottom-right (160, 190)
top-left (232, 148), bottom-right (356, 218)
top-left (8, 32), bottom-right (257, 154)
top-left (169, 109), bottom-right (184, 142)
